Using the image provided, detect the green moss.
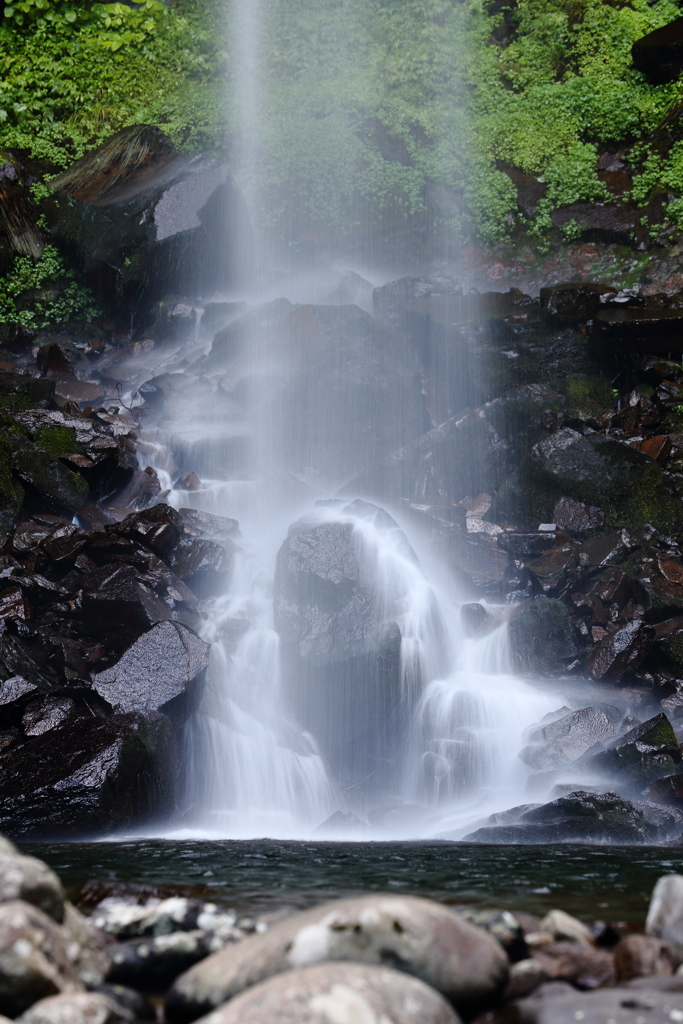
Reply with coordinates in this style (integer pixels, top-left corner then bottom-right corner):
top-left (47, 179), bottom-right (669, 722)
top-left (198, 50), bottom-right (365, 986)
top-left (565, 374), bottom-right (615, 417)
top-left (34, 426), bottom-right (80, 457)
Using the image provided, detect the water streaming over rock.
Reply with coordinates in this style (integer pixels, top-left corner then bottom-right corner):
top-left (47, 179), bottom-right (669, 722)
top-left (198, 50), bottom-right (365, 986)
top-left (144, 0), bottom-right (565, 840)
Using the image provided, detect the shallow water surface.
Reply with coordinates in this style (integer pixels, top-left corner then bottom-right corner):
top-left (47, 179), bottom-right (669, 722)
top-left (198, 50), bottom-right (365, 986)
top-left (21, 839), bottom-right (683, 927)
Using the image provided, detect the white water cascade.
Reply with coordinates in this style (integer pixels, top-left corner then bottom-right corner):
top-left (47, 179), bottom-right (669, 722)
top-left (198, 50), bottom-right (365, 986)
top-left (146, 387), bottom-right (561, 840)
top-left (143, 0), bottom-right (567, 841)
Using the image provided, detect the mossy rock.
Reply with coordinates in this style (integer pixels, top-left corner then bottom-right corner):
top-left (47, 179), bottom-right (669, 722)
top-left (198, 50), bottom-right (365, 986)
top-left (9, 432), bottom-right (88, 513)
top-left (543, 436), bottom-right (681, 532)
top-left (0, 431), bottom-right (23, 519)
top-left (488, 461), bottom-right (557, 529)
top-left (495, 436), bottom-right (683, 533)
top-left (34, 426), bottom-right (81, 457)
top-left (581, 713), bottom-right (679, 788)
top-left (564, 374), bottom-right (615, 417)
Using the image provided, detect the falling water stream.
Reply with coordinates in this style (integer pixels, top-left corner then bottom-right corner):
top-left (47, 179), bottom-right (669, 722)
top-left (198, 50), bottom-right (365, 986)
top-left (135, 0), bottom-right (567, 841)
top-left (136, 297), bottom-right (561, 841)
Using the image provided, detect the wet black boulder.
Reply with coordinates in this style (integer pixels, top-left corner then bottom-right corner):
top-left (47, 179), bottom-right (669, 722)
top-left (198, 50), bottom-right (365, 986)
top-left (463, 791), bottom-right (649, 844)
top-left (0, 711), bottom-right (176, 839)
top-left (508, 596), bottom-right (578, 676)
top-left (577, 713), bottom-right (681, 790)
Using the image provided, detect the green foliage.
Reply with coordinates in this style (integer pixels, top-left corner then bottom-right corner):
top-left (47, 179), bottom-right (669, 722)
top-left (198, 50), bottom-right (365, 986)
top-left (34, 425), bottom-right (79, 456)
top-left (0, 0), bottom-right (225, 164)
top-left (4, 0), bottom-right (683, 247)
top-left (0, 246), bottom-right (99, 328)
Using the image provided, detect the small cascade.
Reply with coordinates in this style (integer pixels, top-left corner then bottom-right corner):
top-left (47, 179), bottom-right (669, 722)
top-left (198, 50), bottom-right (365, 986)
top-left (147, 420), bottom-right (560, 837)
top-left (168, 479), bottom-right (338, 839)
top-left (407, 621), bottom-right (558, 837)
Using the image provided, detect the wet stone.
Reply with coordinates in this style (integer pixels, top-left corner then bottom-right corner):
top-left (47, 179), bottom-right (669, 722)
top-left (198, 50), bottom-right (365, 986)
top-left (0, 676), bottom-right (37, 707)
top-left (16, 992), bottom-right (132, 1024)
top-left (170, 538), bottom-right (234, 599)
top-left (91, 621), bottom-right (209, 718)
top-left (585, 620), bottom-right (656, 681)
top-left (111, 504), bottom-right (182, 557)
top-left (178, 508), bottom-right (240, 545)
top-left (0, 712), bottom-right (175, 839)
top-left (578, 713), bottom-right (681, 788)
top-left (0, 587), bottom-right (29, 621)
top-left (646, 874), bottom-right (683, 962)
top-left (106, 930), bottom-right (236, 991)
top-left (9, 434), bottom-right (88, 514)
top-left (21, 696), bottom-right (73, 737)
top-left (520, 708), bottom-right (614, 771)
top-left (524, 544), bottom-right (577, 595)
top-left (540, 282), bottom-right (616, 324)
top-left (508, 596), bottom-right (578, 676)
top-left (532, 941), bottom-right (616, 989)
top-left (0, 854), bottom-right (64, 922)
top-left (463, 791), bottom-right (649, 844)
top-left (632, 14), bottom-right (683, 84)
top-left (553, 497), bottom-right (604, 532)
top-left (489, 985), bottom-right (683, 1024)
top-left (649, 774), bottom-right (683, 808)
top-left (614, 934), bottom-right (674, 981)
top-left (0, 900), bottom-right (82, 1017)
top-left (460, 603), bottom-right (489, 637)
top-left (590, 307), bottom-right (683, 353)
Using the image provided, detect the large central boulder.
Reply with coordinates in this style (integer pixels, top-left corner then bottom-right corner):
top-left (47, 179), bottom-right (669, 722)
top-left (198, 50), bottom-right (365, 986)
top-left (274, 501), bottom-right (417, 793)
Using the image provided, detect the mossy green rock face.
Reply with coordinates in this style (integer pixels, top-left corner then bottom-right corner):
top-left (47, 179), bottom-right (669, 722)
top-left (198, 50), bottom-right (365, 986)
top-left (34, 426), bottom-right (80, 457)
top-left (541, 436), bottom-right (680, 531)
top-left (9, 432), bottom-right (88, 513)
top-left (564, 375), bottom-right (614, 418)
top-left (0, 431), bottom-right (23, 521)
top-left (580, 713), bottom-right (680, 788)
top-left (508, 596), bottom-right (578, 676)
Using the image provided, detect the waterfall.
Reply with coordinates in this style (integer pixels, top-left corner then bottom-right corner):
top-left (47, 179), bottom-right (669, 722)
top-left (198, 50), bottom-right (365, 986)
top-left (142, 0), bottom-right (566, 840)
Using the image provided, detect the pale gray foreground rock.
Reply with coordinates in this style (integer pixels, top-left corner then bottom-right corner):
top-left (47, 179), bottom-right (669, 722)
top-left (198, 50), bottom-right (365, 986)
top-left (191, 962), bottom-right (461, 1024)
top-left (0, 854), bottom-right (65, 922)
top-left (480, 984), bottom-right (683, 1023)
top-left (17, 992), bottom-right (132, 1024)
top-left (0, 900), bottom-right (83, 1016)
top-left (61, 904), bottom-right (110, 989)
top-left (166, 894), bottom-right (508, 1023)
top-left (646, 874), bottom-right (683, 964)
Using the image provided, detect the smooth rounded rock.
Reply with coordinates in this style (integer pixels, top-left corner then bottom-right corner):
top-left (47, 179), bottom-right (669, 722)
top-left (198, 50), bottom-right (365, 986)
top-left (61, 903), bottom-right (110, 988)
top-left (166, 895), bottom-right (508, 1023)
top-left (191, 962), bottom-right (461, 1024)
top-left (615, 934), bottom-right (674, 981)
top-left (16, 992), bottom-right (132, 1024)
top-left (0, 900), bottom-right (83, 1017)
top-left (539, 910), bottom-right (595, 949)
top-left (0, 854), bottom-right (65, 922)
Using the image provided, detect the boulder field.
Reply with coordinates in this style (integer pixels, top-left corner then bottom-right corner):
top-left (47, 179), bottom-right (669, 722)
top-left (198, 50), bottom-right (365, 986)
top-left (0, 841), bottom-right (677, 1021)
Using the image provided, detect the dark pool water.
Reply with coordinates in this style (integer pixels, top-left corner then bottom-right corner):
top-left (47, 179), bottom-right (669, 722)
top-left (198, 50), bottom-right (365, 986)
top-left (19, 839), bottom-right (683, 927)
